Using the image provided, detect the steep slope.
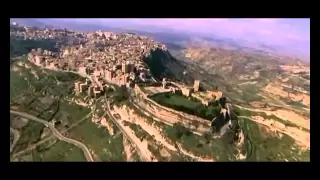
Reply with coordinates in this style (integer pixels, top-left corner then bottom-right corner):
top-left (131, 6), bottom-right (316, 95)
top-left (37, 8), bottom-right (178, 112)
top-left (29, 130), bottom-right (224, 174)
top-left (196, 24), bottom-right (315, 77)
top-left (143, 49), bottom-right (194, 84)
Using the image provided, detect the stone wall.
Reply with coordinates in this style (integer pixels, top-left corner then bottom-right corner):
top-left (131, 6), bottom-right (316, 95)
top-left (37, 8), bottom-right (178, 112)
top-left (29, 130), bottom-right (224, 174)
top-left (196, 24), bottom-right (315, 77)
top-left (134, 84), bottom-right (210, 125)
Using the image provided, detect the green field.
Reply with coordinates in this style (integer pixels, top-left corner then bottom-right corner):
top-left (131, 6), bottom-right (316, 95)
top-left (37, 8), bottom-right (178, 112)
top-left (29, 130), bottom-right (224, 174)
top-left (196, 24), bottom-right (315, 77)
top-left (153, 93), bottom-right (200, 109)
top-left (12, 121), bottom-right (45, 154)
top-left (10, 58), bottom-right (126, 162)
top-left (57, 102), bottom-right (91, 124)
top-left (68, 120), bottom-right (125, 161)
top-left (150, 93), bottom-right (221, 120)
top-left (10, 60), bottom-right (82, 101)
top-left (10, 70), bottom-right (30, 100)
top-left (32, 141), bottom-right (87, 162)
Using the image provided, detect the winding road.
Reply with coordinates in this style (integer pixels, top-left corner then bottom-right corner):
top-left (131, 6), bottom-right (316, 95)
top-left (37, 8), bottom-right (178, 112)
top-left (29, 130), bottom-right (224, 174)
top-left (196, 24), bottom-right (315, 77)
top-left (10, 110), bottom-right (94, 162)
top-left (11, 112), bottom-right (92, 159)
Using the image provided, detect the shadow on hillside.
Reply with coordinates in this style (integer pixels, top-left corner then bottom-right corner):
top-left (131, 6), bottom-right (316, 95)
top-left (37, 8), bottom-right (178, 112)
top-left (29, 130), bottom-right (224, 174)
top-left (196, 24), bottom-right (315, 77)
top-left (10, 39), bottom-right (58, 57)
top-left (142, 49), bottom-right (194, 84)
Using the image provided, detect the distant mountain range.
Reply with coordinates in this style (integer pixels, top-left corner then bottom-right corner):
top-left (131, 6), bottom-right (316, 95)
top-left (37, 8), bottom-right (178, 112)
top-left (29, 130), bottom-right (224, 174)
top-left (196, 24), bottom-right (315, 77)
top-left (10, 18), bottom-right (309, 62)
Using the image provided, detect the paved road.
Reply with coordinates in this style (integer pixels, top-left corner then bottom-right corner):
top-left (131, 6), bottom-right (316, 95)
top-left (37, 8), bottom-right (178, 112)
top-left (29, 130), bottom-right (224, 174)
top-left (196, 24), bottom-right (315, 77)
top-left (11, 112), bottom-right (92, 159)
top-left (10, 110), bottom-right (94, 162)
top-left (106, 103), bottom-right (150, 161)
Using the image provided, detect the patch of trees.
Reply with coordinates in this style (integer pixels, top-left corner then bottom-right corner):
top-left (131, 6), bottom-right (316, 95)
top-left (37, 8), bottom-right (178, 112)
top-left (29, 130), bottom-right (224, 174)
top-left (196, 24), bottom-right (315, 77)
top-left (155, 100), bottom-right (221, 121)
top-left (203, 132), bottom-right (213, 144)
top-left (151, 93), bottom-right (223, 121)
top-left (53, 72), bottom-right (79, 82)
top-left (173, 123), bottom-right (192, 139)
top-left (138, 82), bottom-right (162, 87)
top-left (111, 86), bottom-right (129, 105)
top-left (10, 38), bottom-right (58, 57)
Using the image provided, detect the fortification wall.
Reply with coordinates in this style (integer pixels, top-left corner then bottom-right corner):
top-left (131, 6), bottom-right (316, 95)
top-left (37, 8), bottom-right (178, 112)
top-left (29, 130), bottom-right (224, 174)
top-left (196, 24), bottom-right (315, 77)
top-left (134, 84), bottom-right (211, 125)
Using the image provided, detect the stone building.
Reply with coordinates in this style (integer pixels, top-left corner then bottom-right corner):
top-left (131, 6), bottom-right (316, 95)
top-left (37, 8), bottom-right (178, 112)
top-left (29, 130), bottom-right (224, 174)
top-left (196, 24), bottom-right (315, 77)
top-left (207, 90), bottom-right (223, 100)
top-left (105, 69), bottom-right (114, 81)
top-left (49, 62), bottom-right (58, 69)
top-left (122, 61), bottom-right (127, 73)
top-left (193, 80), bottom-right (200, 92)
top-left (74, 82), bottom-right (80, 93)
top-left (127, 63), bottom-right (135, 73)
top-left (45, 60), bottom-right (50, 67)
top-left (162, 78), bottom-right (167, 89)
top-left (93, 86), bottom-right (101, 98)
top-left (129, 72), bottom-right (136, 81)
top-left (35, 55), bottom-right (44, 66)
top-left (182, 88), bottom-right (192, 97)
top-left (88, 86), bottom-right (94, 97)
top-left (94, 69), bottom-right (104, 77)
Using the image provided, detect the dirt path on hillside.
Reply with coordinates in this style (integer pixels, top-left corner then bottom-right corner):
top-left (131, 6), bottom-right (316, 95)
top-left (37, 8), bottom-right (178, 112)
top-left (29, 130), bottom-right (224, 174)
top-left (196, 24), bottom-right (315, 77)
top-left (117, 105), bottom-right (216, 161)
top-left (112, 106), bottom-right (157, 162)
top-left (235, 105), bottom-right (310, 130)
top-left (262, 83), bottom-right (310, 106)
top-left (131, 100), bottom-right (206, 136)
top-left (136, 100), bottom-right (211, 133)
top-left (239, 116), bottom-right (310, 150)
top-left (127, 108), bottom-right (177, 152)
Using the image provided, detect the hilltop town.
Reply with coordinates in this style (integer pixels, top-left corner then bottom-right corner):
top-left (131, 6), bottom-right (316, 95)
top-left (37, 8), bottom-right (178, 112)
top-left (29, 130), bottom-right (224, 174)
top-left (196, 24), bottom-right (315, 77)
top-left (10, 22), bottom-right (310, 162)
top-left (18, 23), bottom-right (223, 104)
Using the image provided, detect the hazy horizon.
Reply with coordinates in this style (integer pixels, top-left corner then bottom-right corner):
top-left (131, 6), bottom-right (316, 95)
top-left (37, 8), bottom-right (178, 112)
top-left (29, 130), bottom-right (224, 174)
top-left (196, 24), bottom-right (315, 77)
top-left (12, 18), bottom-right (310, 60)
